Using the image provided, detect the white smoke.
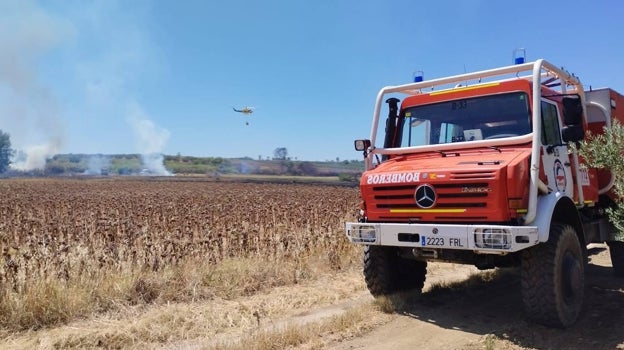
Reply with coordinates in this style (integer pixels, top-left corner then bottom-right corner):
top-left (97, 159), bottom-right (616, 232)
top-left (84, 155), bottom-right (111, 175)
top-left (1, 2), bottom-right (171, 172)
top-left (126, 102), bottom-right (172, 176)
top-left (0, 1), bottom-right (71, 170)
top-left (12, 142), bottom-right (62, 171)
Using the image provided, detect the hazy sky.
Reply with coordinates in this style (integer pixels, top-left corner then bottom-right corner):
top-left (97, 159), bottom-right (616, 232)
top-left (1, 0), bottom-right (623, 162)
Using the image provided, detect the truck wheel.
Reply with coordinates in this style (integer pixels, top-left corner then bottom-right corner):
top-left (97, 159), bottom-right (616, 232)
top-left (521, 223), bottom-right (584, 328)
top-left (363, 245), bottom-right (427, 296)
top-left (607, 241), bottom-right (624, 277)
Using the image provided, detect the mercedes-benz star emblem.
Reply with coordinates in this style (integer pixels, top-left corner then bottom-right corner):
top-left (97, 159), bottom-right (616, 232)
top-left (414, 184), bottom-right (436, 209)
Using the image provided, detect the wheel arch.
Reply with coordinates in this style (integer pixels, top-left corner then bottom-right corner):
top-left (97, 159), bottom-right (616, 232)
top-left (534, 193), bottom-right (585, 247)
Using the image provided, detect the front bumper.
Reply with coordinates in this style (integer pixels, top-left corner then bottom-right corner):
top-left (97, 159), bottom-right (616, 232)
top-left (345, 222), bottom-right (539, 254)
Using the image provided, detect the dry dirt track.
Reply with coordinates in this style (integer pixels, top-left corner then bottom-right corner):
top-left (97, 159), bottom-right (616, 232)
top-left (326, 245), bottom-right (624, 350)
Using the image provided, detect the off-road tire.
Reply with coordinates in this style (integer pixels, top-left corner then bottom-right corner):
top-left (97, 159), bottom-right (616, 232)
top-left (607, 241), bottom-right (624, 277)
top-left (363, 245), bottom-right (427, 296)
top-left (521, 223), bottom-right (584, 328)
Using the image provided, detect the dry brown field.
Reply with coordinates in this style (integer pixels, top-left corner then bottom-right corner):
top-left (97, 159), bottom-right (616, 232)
top-left (0, 177), bottom-right (361, 333)
top-left (1, 177), bottom-right (623, 349)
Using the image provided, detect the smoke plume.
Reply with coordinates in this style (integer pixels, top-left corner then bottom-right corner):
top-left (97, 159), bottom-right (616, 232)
top-left (84, 155), bottom-right (111, 175)
top-left (0, 1), bottom-right (70, 170)
top-left (126, 103), bottom-right (172, 176)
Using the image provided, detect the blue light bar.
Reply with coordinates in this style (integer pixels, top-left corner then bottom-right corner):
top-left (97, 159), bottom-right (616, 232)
top-left (513, 48), bottom-right (526, 65)
top-left (413, 70), bottom-right (424, 82)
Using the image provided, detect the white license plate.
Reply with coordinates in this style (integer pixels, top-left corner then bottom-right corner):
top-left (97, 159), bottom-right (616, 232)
top-left (421, 235), bottom-right (465, 248)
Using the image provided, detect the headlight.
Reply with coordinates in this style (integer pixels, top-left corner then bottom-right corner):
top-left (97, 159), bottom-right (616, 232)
top-left (474, 228), bottom-right (511, 249)
top-left (348, 224), bottom-right (377, 243)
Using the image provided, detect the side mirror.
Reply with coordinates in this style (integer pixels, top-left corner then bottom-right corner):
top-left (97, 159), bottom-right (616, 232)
top-left (562, 125), bottom-right (585, 143)
top-left (354, 139), bottom-right (371, 151)
top-left (562, 96), bottom-right (583, 125)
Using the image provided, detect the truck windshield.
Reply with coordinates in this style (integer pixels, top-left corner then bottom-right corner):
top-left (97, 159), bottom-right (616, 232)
top-left (398, 92), bottom-right (530, 147)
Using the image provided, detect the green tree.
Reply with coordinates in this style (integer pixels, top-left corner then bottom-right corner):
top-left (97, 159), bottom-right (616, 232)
top-left (579, 120), bottom-right (624, 240)
top-left (273, 147), bottom-right (288, 160)
top-left (0, 130), bottom-right (14, 173)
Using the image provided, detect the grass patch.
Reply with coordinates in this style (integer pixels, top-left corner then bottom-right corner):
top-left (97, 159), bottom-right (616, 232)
top-left (1, 265), bottom-right (368, 349)
top-left (0, 245), bottom-right (361, 332)
top-left (210, 303), bottom-right (381, 350)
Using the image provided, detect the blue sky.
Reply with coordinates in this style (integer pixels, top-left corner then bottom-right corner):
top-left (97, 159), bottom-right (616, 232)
top-left (1, 0), bottom-right (623, 165)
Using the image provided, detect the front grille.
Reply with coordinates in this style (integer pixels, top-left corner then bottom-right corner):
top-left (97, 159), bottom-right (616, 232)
top-left (372, 183), bottom-right (490, 207)
top-left (370, 176), bottom-right (495, 221)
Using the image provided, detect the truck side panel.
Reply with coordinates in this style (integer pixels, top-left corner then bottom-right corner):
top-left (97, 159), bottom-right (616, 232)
top-left (585, 88), bottom-right (624, 199)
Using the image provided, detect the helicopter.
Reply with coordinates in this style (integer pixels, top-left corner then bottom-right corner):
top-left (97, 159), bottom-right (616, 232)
top-left (233, 106), bottom-right (256, 125)
top-left (232, 106), bottom-right (254, 115)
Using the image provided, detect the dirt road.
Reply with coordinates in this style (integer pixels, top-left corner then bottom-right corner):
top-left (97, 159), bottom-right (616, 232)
top-left (327, 245), bottom-right (624, 350)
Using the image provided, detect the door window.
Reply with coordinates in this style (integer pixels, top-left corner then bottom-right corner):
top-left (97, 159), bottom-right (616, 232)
top-left (541, 100), bottom-right (561, 145)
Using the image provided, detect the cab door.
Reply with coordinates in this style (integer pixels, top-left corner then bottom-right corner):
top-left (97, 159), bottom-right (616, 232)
top-left (540, 100), bottom-right (574, 198)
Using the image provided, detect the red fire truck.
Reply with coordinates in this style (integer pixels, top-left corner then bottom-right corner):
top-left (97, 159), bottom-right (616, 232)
top-left (346, 59), bottom-right (624, 327)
